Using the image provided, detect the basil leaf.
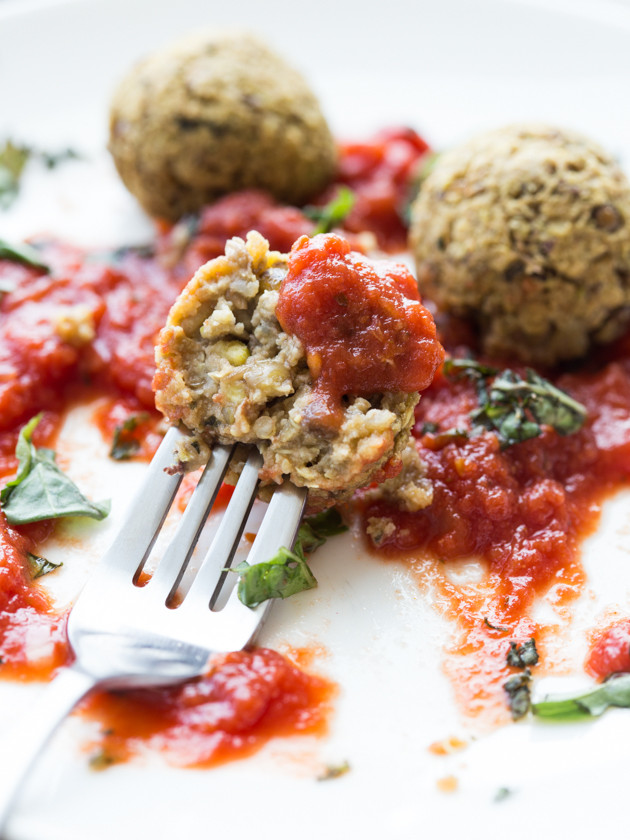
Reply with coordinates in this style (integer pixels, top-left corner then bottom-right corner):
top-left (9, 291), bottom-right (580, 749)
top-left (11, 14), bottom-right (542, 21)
top-left (506, 638), bottom-right (539, 669)
top-left (230, 507), bottom-right (346, 607)
top-left (0, 140), bottom-right (30, 210)
top-left (110, 412), bottom-right (150, 461)
top-left (304, 186), bottom-right (356, 235)
top-left (27, 552), bottom-right (62, 579)
top-left (317, 760), bottom-right (351, 782)
top-left (1, 415), bottom-right (110, 524)
top-left (0, 140), bottom-right (81, 211)
top-left (297, 508), bottom-right (348, 554)
top-left (503, 670), bottom-right (532, 720)
top-left (532, 673), bottom-right (630, 720)
top-left (232, 543), bottom-right (317, 608)
top-left (443, 358), bottom-right (587, 448)
top-left (0, 237), bottom-right (50, 273)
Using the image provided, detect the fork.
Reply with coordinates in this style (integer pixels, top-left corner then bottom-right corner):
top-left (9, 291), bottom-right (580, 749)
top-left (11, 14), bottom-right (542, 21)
top-left (0, 425), bottom-right (307, 836)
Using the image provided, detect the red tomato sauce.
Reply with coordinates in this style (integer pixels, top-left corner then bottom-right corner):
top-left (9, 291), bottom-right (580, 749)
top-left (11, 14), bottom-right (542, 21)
top-left (586, 619), bottom-right (630, 680)
top-left (321, 127), bottom-right (431, 251)
top-left (1, 123), bottom-right (629, 756)
top-left (361, 356), bottom-right (630, 719)
top-left (276, 233), bottom-right (443, 425)
top-left (80, 648), bottom-right (334, 768)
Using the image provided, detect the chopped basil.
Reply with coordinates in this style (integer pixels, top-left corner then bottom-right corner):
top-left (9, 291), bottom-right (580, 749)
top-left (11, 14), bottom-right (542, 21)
top-left (27, 552), bottom-right (62, 579)
top-left (443, 358), bottom-right (587, 448)
top-left (231, 509), bottom-right (347, 608)
top-left (88, 748), bottom-right (120, 772)
top-left (232, 543), bottom-right (317, 608)
top-left (506, 638), bottom-right (539, 669)
top-left (418, 421), bottom-right (439, 436)
top-left (532, 672), bottom-right (630, 720)
top-left (317, 760), bottom-right (351, 781)
top-left (483, 617), bottom-right (509, 633)
top-left (0, 140), bottom-right (81, 211)
top-left (110, 413), bottom-right (150, 461)
top-left (503, 670), bottom-right (532, 720)
top-left (0, 140), bottom-right (30, 209)
top-left (0, 237), bottom-right (50, 273)
top-left (1, 415), bottom-right (110, 524)
top-left (296, 508), bottom-right (348, 554)
top-left (304, 186), bottom-right (356, 235)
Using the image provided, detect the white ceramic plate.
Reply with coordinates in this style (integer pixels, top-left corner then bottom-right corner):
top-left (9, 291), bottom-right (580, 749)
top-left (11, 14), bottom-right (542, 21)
top-left (2, 0), bottom-right (630, 837)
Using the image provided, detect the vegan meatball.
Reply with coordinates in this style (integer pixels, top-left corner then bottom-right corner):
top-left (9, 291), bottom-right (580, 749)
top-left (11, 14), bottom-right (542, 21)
top-left (153, 231), bottom-right (442, 512)
top-left (410, 124), bottom-right (630, 365)
top-left (109, 32), bottom-right (336, 220)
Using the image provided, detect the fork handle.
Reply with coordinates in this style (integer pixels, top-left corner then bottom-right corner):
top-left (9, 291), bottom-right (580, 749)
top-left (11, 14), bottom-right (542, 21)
top-left (0, 665), bottom-right (96, 837)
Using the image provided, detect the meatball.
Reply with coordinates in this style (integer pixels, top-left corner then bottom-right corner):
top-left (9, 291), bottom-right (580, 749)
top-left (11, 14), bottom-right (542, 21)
top-left (154, 231), bottom-right (432, 512)
top-left (108, 32), bottom-right (336, 221)
top-left (410, 124), bottom-right (630, 365)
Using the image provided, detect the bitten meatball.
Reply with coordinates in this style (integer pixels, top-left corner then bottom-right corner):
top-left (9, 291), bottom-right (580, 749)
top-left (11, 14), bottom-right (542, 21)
top-left (410, 124), bottom-right (630, 365)
top-left (153, 231), bottom-right (440, 512)
top-left (109, 32), bottom-right (336, 220)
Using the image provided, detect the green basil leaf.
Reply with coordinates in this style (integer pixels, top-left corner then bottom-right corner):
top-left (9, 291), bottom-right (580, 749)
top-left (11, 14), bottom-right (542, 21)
top-left (232, 544), bottom-right (317, 608)
top-left (110, 412), bottom-right (150, 461)
top-left (1, 415), bottom-right (110, 524)
top-left (297, 508), bottom-right (348, 554)
top-left (27, 552), bottom-right (62, 579)
top-left (506, 638), bottom-right (539, 669)
top-left (503, 670), bottom-right (532, 720)
top-left (0, 237), bottom-right (50, 273)
top-left (304, 186), bottom-right (356, 235)
top-left (0, 140), bottom-right (30, 210)
top-left (532, 673), bottom-right (630, 720)
top-left (443, 358), bottom-right (587, 448)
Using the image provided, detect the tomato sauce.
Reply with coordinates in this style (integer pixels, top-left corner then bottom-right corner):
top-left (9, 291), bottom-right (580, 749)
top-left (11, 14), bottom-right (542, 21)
top-left (586, 619), bottom-right (630, 679)
top-left (81, 648), bottom-right (333, 768)
top-left (2, 123), bottom-right (630, 759)
top-left (276, 233), bottom-right (443, 425)
top-left (361, 357), bottom-right (630, 719)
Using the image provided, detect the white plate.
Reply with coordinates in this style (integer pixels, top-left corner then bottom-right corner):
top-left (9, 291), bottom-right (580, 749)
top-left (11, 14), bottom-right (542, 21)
top-left (2, 0), bottom-right (630, 838)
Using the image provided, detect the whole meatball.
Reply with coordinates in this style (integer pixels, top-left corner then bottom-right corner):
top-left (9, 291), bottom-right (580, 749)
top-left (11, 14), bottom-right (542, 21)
top-left (108, 32), bottom-right (336, 220)
top-left (410, 124), bottom-right (630, 365)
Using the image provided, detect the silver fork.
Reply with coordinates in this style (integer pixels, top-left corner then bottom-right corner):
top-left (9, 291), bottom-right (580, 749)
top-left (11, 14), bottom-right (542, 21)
top-left (0, 425), bottom-right (307, 836)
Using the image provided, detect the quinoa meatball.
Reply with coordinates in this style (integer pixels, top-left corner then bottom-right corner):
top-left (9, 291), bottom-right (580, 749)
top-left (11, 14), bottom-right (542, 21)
top-left (154, 231), bottom-right (441, 512)
top-left (410, 124), bottom-right (630, 365)
top-left (109, 32), bottom-right (336, 221)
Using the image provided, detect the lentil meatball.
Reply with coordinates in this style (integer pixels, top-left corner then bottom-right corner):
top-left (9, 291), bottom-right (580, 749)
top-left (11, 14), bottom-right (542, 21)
top-left (410, 124), bottom-right (630, 365)
top-left (108, 32), bottom-right (336, 221)
top-left (153, 231), bottom-right (420, 512)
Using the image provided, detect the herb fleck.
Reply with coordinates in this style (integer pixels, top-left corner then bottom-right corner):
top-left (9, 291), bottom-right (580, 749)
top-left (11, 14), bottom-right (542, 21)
top-left (317, 760), bottom-right (351, 781)
top-left (503, 669), bottom-right (532, 720)
top-left (27, 552), bottom-right (62, 579)
top-left (304, 186), bottom-right (356, 235)
top-left (110, 412), bottom-right (150, 461)
top-left (506, 638), bottom-right (539, 669)
top-left (442, 358), bottom-right (587, 448)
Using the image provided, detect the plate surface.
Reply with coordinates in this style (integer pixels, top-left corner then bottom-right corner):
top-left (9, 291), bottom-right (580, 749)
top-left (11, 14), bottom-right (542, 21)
top-left (2, 0), bottom-right (630, 837)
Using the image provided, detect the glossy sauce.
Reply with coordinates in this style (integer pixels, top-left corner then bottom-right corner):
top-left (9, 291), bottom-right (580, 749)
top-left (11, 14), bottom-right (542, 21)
top-left (586, 619), bottom-right (630, 679)
top-left (276, 233), bottom-right (443, 424)
top-left (362, 358), bottom-right (630, 719)
top-left (2, 124), bottom-right (630, 757)
top-left (81, 649), bottom-right (333, 768)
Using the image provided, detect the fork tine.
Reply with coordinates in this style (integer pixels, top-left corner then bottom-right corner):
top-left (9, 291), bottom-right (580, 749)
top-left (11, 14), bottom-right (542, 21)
top-left (144, 442), bottom-right (234, 601)
top-left (100, 425), bottom-right (184, 578)
top-left (199, 480), bottom-right (307, 651)
top-left (181, 447), bottom-right (263, 610)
